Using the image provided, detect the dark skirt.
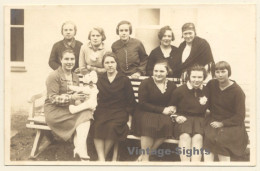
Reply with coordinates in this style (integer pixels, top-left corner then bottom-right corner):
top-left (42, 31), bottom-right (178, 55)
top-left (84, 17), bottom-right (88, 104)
top-left (203, 117), bottom-right (248, 156)
top-left (132, 109), bottom-right (174, 139)
top-left (44, 103), bottom-right (93, 141)
top-left (174, 116), bottom-right (205, 138)
top-left (92, 107), bottom-right (129, 141)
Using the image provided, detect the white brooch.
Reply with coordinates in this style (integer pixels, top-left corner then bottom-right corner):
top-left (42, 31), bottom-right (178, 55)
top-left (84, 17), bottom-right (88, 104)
top-left (199, 96), bottom-right (208, 105)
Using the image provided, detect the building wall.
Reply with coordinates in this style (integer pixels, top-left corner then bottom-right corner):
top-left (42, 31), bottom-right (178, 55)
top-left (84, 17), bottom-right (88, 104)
top-left (5, 5), bottom-right (255, 112)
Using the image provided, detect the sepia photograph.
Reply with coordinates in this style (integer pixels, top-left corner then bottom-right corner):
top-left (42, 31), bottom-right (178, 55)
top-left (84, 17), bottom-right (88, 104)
top-left (3, 3), bottom-right (257, 167)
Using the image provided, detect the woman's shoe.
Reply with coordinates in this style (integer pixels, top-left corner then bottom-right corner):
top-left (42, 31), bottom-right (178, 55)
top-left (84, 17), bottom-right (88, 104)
top-left (136, 155), bottom-right (143, 162)
top-left (73, 148), bottom-right (90, 161)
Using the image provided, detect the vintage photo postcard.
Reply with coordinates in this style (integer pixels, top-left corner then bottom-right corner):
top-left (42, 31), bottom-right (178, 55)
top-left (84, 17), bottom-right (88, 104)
top-left (4, 4), bottom-right (256, 166)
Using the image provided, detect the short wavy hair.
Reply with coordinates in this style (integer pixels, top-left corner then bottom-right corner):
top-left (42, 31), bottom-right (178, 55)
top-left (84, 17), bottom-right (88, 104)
top-left (61, 49), bottom-right (75, 59)
top-left (158, 26), bottom-right (175, 41)
top-left (88, 27), bottom-right (106, 41)
top-left (116, 20), bottom-right (132, 35)
top-left (185, 64), bottom-right (207, 82)
top-left (153, 60), bottom-right (170, 73)
top-left (61, 21), bottom-right (77, 35)
top-left (102, 51), bottom-right (118, 67)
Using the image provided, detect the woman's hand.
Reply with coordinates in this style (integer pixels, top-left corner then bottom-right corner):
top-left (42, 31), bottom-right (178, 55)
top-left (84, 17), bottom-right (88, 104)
top-left (168, 106), bottom-right (176, 114)
top-left (162, 106), bottom-right (175, 115)
top-left (131, 72), bottom-right (141, 79)
top-left (210, 121), bottom-right (224, 128)
top-left (72, 92), bottom-right (87, 101)
top-left (175, 116), bottom-right (187, 124)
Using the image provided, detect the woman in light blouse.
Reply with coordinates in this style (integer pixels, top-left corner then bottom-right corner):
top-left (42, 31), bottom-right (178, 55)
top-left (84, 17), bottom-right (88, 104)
top-left (79, 27), bottom-right (107, 75)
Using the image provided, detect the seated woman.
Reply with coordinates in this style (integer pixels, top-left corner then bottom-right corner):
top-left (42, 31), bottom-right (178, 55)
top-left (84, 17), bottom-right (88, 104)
top-left (146, 26), bottom-right (179, 77)
top-left (132, 61), bottom-right (177, 162)
top-left (203, 61), bottom-right (248, 162)
top-left (112, 20), bottom-right (148, 78)
top-left (169, 64), bottom-right (209, 162)
top-left (175, 23), bottom-right (214, 79)
top-left (79, 27), bottom-right (107, 75)
top-left (91, 52), bottom-right (136, 161)
top-left (44, 49), bottom-right (92, 161)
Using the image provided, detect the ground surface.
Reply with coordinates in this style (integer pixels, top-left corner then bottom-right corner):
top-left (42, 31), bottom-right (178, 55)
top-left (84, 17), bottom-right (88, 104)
top-left (10, 113), bottom-right (249, 162)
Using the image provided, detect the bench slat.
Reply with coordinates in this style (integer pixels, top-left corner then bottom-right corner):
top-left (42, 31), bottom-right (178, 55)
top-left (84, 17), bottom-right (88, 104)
top-left (26, 124), bottom-right (51, 130)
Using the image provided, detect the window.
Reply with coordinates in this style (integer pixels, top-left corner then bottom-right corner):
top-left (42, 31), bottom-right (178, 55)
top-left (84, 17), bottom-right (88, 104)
top-left (10, 9), bottom-right (26, 72)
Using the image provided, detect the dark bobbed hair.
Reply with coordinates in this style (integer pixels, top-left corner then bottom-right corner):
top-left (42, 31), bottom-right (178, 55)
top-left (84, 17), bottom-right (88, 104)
top-left (158, 26), bottom-right (175, 41)
top-left (61, 21), bottom-right (77, 35)
top-left (212, 61), bottom-right (232, 77)
top-left (61, 49), bottom-right (75, 59)
top-left (153, 60), bottom-right (170, 74)
top-left (102, 51), bottom-right (118, 67)
top-left (185, 64), bottom-right (207, 82)
top-left (116, 20), bottom-right (132, 35)
top-left (88, 27), bottom-right (106, 41)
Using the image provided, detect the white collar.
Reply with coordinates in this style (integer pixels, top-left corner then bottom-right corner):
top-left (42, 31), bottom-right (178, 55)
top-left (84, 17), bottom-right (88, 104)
top-left (88, 42), bottom-right (104, 50)
top-left (187, 81), bottom-right (203, 90)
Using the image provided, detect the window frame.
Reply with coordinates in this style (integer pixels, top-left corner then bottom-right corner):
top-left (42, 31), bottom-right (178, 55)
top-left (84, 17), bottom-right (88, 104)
top-left (8, 8), bottom-right (26, 72)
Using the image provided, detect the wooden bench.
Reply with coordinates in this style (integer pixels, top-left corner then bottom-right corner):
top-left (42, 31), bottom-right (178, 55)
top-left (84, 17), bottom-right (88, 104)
top-left (26, 76), bottom-right (251, 159)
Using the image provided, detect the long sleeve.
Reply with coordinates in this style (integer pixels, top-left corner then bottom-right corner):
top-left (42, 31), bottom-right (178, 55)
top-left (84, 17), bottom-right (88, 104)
top-left (125, 78), bottom-right (137, 115)
top-left (78, 46), bottom-right (87, 69)
top-left (222, 90), bottom-right (246, 126)
top-left (46, 72), bottom-right (71, 106)
top-left (138, 79), bottom-right (164, 113)
top-left (49, 44), bottom-right (60, 70)
top-left (168, 88), bottom-right (179, 106)
top-left (137, 42), bottom-right (148, 75)
top-left (146, 50), bottom-right (156, 76)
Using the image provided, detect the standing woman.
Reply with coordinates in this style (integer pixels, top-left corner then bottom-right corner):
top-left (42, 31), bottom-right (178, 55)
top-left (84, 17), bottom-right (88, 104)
top-left (146, 26), bottom-right (180, 77)
top-left (204, 61), bottom-right (248, 162)
top-left (79, 27), bottom-right (107, 75)
top-left (175, 23), bottom-right (214, 78)
top-left (44, 50), bottom-right (92, 160)
top-left (169, 64), bottom-right (209, 162)
top-left (133, 61), bottom-right (177, 161)
top-left (112, 20), bottom-right (148, 78)
top-left (49, 21), bottom-right (82, 72)
top-left (92, 52), bottom-right (136, 161)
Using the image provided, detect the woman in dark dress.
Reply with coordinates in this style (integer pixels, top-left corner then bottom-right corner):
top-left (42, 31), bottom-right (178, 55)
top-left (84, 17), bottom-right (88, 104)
top-left (133, 61), bottom-right (177, 161)
top-left (111, 20), bottom-right (148, 78)
top-left (44, 49), bottom-right (92, 160)
top-left (92, 52), bottom-right (136, 161)
top-left (175, 23), bottom-right (214, 78)
top-left (146, 26), bottom-right (179, 77)
top-left (169, 64), bottom-right (209, 162)
top-left (204, 61), bottom-right (248, 162)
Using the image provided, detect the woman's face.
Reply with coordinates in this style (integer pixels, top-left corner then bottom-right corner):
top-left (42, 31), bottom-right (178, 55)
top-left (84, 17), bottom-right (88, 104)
top-left (118, 24), bottom-right (130, 42)
top-left (215, 69), bottom-right (229, 83)
top-left (62, 23), bottom-right (76, 40)
top-left (182, 30), bottom-right (195, 44)
top-left (189, 70), bottom-right (204, 89)
top-left (153, 64), bottom-right (168, 82)
top-left (61, 52), bottom-right (75, 71)
top-left (103, 56), bottom-right (117, 74)
top-left (161, 30), bottom-right (172, 47)
top-left (90, 30), bottom-right (102, 47)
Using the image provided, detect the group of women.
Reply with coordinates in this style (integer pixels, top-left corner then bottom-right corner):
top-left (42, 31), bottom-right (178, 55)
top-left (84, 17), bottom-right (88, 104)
top-left (44, 20), bottom-right (248, 162)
